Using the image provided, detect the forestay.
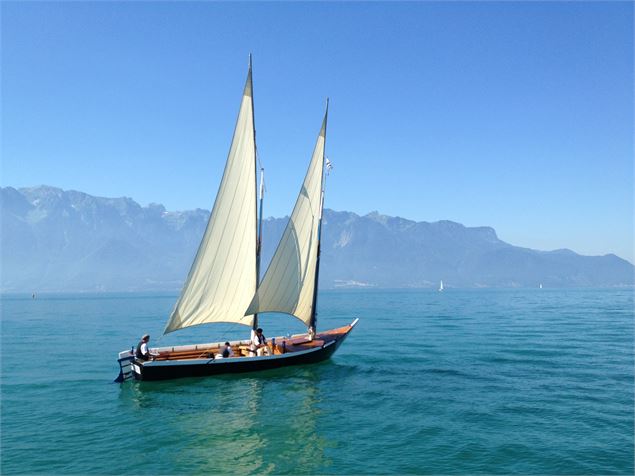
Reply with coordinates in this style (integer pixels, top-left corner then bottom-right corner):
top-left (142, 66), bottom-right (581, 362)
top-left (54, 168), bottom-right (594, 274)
top-left (164, 66), bottom-right (257, 334)
top-left (246, 111), bottom-right (327, 326)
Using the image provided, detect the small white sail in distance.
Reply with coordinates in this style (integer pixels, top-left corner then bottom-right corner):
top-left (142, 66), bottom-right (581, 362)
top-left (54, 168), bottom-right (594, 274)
top-left (439, 280), bottom-right (444, 292)
top-left (245, 107), bottom-right (328, 326)
top-left (164, 63), bottom-right (258, 334)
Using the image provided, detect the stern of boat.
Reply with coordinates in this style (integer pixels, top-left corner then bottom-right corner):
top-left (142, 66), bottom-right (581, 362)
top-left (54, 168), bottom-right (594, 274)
top-left (114, 349), bottom-right (136, 383)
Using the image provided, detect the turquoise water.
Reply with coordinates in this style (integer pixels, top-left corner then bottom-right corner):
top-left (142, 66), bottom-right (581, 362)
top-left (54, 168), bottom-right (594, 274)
top-left (1, 289), bottom-right (633, 475)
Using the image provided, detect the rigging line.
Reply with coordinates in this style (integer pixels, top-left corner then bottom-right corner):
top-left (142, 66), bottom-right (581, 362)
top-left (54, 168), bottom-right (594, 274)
top-left (218, 320), bottom-right (250, 346)
top-left (256, 148), bottom-right (265, 172)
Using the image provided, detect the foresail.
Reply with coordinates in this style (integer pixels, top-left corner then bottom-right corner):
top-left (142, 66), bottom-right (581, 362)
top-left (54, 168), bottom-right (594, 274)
top-left (245, 111), bottom-right (327, 326)
top-left (164, 68), bottom-right (257, 334)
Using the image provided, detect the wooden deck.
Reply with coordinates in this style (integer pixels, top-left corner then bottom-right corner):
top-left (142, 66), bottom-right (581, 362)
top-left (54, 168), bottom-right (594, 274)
top-left (151, 324), bottom-right (352, 362)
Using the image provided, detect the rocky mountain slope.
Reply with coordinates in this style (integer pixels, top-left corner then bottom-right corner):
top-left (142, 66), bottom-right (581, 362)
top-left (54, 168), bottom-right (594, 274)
top-left (1, 186), bottom-right (632, 291)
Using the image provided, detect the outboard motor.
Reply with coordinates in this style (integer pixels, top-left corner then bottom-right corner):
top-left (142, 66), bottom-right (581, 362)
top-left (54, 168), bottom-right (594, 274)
top-left (114, 348), bottom-right (135, 383)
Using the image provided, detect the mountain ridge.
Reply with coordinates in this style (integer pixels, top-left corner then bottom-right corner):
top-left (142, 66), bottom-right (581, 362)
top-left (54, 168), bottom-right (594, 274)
top-left (1, 185), bottom-right (633, 291)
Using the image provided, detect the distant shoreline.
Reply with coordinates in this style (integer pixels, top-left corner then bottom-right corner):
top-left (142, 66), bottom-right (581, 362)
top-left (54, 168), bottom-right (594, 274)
top-left (3, 286), bottom-right (633, 297)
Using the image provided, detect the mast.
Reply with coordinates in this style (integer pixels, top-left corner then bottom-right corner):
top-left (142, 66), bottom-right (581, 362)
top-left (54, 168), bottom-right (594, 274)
top-left (254, 168), bottom-right (264, 330)
top-left (249, 54), bottom-right (263, 332)
top-left (308, 98), bottom-right (329, 339)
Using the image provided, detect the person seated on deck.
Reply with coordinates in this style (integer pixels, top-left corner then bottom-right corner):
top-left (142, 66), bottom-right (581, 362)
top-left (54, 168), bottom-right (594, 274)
top-left (250, 328), bottom-right (271, 357)
top-left (135, 334), bottom-right (157, 361)
top-left (221, 342), bottom-right (233, 358)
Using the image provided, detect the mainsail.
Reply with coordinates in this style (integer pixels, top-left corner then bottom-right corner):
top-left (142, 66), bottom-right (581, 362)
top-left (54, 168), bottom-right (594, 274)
top-left (245, 107), bottom-right (328, 326)
top-left (164, 64), bottom-right (258, 334)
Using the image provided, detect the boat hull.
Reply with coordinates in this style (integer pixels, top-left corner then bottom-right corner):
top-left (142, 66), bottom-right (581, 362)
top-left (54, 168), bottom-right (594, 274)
top-left (121, 320), bottom-right (357, 382)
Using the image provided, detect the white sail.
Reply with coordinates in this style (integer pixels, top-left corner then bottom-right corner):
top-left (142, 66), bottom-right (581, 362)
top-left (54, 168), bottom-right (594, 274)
top-left (245, 111), bottom-right (327, 326)
top-left (164, 66), bottom-right (257, 334)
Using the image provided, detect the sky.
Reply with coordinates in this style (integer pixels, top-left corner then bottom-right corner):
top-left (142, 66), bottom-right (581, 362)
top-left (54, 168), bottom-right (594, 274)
top-left (1, 2), bottom-right (633, 263)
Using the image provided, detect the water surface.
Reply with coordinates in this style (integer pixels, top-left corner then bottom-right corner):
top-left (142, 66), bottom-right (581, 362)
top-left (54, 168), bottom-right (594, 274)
top-left (1, 289), bottom-right (633, 474)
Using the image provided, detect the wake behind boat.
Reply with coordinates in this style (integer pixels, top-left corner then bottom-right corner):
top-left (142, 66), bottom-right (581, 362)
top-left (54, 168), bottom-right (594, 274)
top-left (115, 57), bottom-right (357, 382)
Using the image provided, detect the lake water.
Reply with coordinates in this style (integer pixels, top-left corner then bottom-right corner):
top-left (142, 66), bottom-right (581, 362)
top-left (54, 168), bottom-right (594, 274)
top-left (1, 289), bottom-right (633, 474)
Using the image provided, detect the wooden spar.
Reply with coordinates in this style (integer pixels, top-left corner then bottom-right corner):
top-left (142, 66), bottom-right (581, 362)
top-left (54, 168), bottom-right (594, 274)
top-left (254, 168), bottom-right (264, 330)
top-left (250, 53), bottom-right (262, 332)
top-left (308, 99), bottom-right (329, 337)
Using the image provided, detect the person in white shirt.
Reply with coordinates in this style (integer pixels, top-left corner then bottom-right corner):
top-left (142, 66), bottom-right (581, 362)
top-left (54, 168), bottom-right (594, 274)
top-left (250, 328), bottom-right (271, 356)
top-left (135, 334), bottom-right (156, 361)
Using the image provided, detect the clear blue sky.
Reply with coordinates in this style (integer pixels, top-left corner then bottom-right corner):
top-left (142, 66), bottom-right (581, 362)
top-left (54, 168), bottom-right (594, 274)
top-left (2, 2), bottom-right (633, 262)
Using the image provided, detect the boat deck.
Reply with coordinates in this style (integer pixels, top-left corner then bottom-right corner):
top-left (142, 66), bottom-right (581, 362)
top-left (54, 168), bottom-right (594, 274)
top-left (143, 324), bottom-right (352, 363)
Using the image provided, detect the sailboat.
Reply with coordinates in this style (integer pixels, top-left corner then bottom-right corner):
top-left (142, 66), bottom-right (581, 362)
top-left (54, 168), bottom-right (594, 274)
top-left (438, 280), bottom-right (444, 292)
top-left (115, 59), bottom-right (358, 382)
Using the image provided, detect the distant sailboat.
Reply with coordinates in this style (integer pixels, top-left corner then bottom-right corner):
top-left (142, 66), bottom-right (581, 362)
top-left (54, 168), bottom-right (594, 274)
top-left (539, 283), bottom-right (543, 289)
top-left (438, 280), bottom-right (444, 292)
top-left (115, 58), bottom-right (357, 382)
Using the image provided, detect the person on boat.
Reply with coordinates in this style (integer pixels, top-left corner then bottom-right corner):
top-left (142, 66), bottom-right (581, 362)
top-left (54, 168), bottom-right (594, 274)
top-left (135, 334), bottom-right (156, 361)
top-left (250, 328), bottom-right (271, 356)
top-left (221, 342), bottom-right (233, 358)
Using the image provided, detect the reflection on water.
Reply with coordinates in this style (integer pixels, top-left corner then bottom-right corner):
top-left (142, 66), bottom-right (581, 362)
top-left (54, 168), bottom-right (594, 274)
top-left (117, 365), bottom-right (335, 474)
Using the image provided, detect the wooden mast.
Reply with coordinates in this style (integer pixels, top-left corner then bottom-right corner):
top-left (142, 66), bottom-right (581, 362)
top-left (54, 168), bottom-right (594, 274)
top-left (250, 54), bottom-right (263, 332)
top-left (308, 98), bottom-right (329, 339)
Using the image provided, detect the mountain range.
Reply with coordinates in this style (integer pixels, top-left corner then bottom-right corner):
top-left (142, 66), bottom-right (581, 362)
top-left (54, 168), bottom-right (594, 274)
top-left (1, 186), bottom-right (633, 292)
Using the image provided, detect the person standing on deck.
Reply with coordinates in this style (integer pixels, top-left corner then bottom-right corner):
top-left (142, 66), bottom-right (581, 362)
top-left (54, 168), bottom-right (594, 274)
top-left (250, 328), bottom-right (270, 356)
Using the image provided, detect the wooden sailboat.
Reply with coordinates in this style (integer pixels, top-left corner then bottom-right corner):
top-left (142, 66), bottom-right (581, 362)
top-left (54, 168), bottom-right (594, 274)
top-left (115, 59), bottom-right (357, 382)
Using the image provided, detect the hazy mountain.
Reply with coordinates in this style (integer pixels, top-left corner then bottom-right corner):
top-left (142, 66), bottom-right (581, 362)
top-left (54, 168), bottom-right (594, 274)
top-left (1, 186), bottom-right (633, 292)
